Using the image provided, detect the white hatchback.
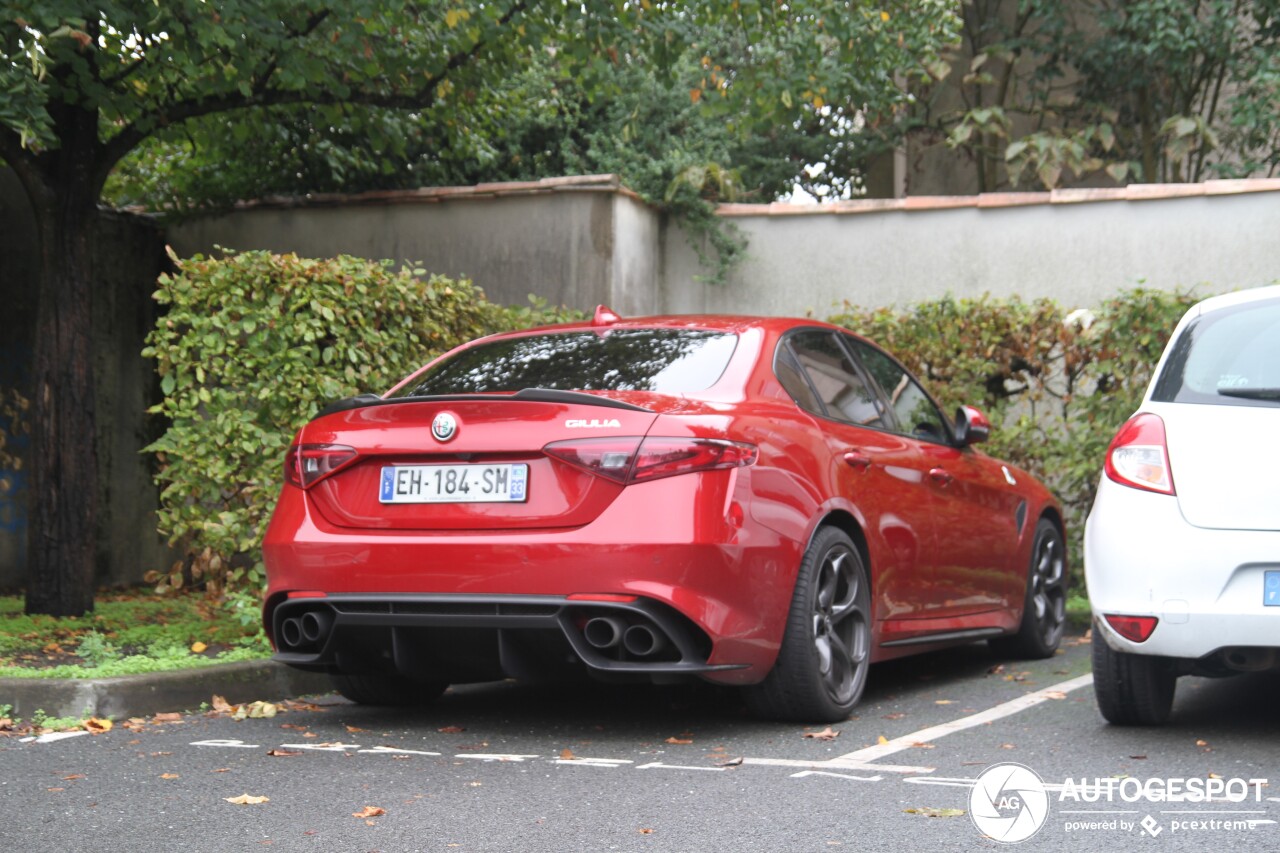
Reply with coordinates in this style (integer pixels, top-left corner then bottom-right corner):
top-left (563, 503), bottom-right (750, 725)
top-left (1086, 285), bottom-right (1280, 725)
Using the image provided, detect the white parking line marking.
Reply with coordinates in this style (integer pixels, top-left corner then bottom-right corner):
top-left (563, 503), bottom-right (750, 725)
top-left (359, 746), bottom-right (441, 756)
top-left (637, 762), bottom-right (726, 772)
top-left (831, 673), bottom-right (1094, 764)
top-left (456, 753), bottom-right (540, 762)
top-left (19, 731), bottom-right (90, 744)
top-left (191, 739), bottom-right (260, 749)
top-left (281, 742), bottom-right (362, 752)
top-left (554, 758), bottom-right (634, 768)
top-left (743, 756), bottom-right (935, 774)
top-left (791, 770), bottom-right (882, 782)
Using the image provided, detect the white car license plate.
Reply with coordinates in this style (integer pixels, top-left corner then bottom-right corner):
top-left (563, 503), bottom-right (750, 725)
top-left (378, 463), bottom-right (528, 504)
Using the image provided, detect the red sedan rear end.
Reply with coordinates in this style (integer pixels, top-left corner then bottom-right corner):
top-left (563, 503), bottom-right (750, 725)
top-left (264, 310), bottom-right (1064, 721)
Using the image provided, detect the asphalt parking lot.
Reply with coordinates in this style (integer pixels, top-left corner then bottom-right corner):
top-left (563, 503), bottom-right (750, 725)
top-left (3, 631), bottom-right (1278, 851)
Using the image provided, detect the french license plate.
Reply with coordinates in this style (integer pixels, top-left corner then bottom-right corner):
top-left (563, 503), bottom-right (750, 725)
top-left (379, 463), bottom-right (528, 504)
top-left (1265, 571), bottom-right (1280, 607)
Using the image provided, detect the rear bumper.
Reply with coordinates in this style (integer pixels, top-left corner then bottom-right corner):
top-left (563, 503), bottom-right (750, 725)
top-left (1085, 477), bottom-right (1280, 661)
top-left (270, 593), bottom-right (745, 683)
top-left (263, 473), bottom-right (804, 684)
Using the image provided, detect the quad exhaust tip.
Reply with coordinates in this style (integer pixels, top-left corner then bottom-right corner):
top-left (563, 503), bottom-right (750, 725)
top-left (582, 615), bottom-right (670, 659)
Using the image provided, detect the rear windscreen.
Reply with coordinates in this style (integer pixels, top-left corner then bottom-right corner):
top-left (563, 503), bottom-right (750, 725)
top-left (1151, 297), bottom-right (1280, 407)
top-left (392, 329), bottom-right (739, 397)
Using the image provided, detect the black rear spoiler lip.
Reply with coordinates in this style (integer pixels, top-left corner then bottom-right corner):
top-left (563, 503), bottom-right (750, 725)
top-left (311, 387), bottom-right (655, 421)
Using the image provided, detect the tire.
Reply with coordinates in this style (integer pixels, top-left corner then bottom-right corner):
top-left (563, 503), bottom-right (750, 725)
top-left (1091, 629), bottom-right (1177, 725)
top-left (989, 519), bottom-right (1066, 659)
top-left (330, 673), bottom-right (449, 707)
top-left (745, 527), bottom-right (872, 722)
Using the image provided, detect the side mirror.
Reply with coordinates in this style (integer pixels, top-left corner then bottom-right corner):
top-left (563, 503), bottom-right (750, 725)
top-left (954, 405), bottom-right (991, 446)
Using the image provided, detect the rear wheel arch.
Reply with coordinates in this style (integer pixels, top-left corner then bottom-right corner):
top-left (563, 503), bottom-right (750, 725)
top-left (809, 511), bottom-right (872, 600)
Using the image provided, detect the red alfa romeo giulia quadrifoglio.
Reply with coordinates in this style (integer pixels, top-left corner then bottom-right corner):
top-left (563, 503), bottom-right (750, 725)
top-left (263, 308), bottom-right (1065, 721)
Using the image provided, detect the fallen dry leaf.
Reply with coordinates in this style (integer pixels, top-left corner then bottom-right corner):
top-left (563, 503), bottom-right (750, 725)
top-left (345, 725), bottom-right (367, 734)
top-left (1043, 691), bottom-right (1067, 700)
top-left (910, 741), bottom-right (936, 749)
top-left (559, 748), bottom-right (576, 760)
top-left (935, 700), bottom-right (954, 705)
top-left (882, 712), bottom-right (906, 720)
top-left (877, 735), bottom-right (889, 745)
top-left (232, 701), bottom-right (278, 721)
top-left (153, 712), bottom-right (182, 723)
top-left (190, 641), bottom-right (208, 654)
top-left (267, 749), bottom-right (301, 757)
top-left (638, 829), bottom-right (654, 835)
top-left (225, 794), bottom-right (270, 805)
top-left (84, 718), bottom-right (113, 733)
top-left (437, 725), bottom-right (466, 734)
top-left (353, 806), bottom-right (386, 818)
top-left (62, 774), bottom-right (85, 781)
top-left (211, 696), bottom-right (233, 713)
top-left (1129, 755), bottom-right (1147, 760)
top-left (665, 737), bottom-right (693, 745)
top-left (1000, 743), bottom-right (1016, 750)
top-left (161, 773), bottom-right (179, 780)
top-left (803, 727), bottom-right (840, 741)
top-left (1209, 772), bottom-right (1223, 780)
top-left (717, 757), bottom-right (744, 767)
top-left (212, 768), bottom-right (231, 773)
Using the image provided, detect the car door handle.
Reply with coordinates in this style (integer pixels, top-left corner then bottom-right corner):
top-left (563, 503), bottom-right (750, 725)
top-left (929, 467), bottom-right (954, 487)
top-left (843, 451), bottom-right (872, 471)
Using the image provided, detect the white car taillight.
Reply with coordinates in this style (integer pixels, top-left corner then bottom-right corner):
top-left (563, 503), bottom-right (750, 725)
top-left (1104, 413), bottom-right (1175, 495)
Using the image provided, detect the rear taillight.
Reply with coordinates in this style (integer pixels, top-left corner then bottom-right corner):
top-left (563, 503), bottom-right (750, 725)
top-left (543, 437), bottom-right (757, 485)
top-left (1104, 413), bottom-right (1175, 495)
top-left (284, 444), bottom-right (358, 489)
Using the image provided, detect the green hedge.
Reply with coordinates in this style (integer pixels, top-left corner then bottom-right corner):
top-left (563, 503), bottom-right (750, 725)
top-left (142, 250), bottom-right (581, 595)
top-left (829, 287), bottom-right (1200, 579)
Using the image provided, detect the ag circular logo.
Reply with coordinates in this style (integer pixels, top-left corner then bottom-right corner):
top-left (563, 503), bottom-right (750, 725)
top-left (431, 412), bottom-right (458, 443)
top-left (969, 762), bottom-right (1050, 844)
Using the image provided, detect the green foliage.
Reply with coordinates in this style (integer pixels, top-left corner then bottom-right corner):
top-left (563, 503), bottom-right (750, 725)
top-left (0, 590), bottom-right (271, 679)
top-left (99, 4), bottom-right (961, 284)
top-left (143, 250), bottom-right (581, 596)
top-left (928, 0), bottom-right (1280, 190)
top-left (829, 288), bottom-right (1201, 579)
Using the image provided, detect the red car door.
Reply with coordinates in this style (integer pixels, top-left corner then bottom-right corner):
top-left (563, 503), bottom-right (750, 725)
top-left (843, 333), bottom-right (1024, 618)
top-left (777, 331), bottom-right (942, 623)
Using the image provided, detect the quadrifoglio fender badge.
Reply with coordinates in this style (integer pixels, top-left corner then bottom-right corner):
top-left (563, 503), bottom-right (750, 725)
top-left (565, 418), bottom-right (622, 428)
top-left (431, 412), bottom-right (458, 442)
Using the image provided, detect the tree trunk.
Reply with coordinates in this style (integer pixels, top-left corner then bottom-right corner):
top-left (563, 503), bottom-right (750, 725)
top-left (23, 151), bottom-right (100, 617)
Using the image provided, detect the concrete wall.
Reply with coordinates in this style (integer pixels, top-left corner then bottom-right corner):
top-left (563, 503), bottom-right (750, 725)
top-left (0, 169), bottom-right (173, 591)
top-left (168, 176), bottom-right (662, 317)
top-left (172, 178), bottom-right (1280, 322)
top-left (668, 184), bottom-right (1280, 316)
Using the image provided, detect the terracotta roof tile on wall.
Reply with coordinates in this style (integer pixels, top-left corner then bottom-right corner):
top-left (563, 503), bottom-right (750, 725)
top-left (714, 178), bottom-right (1280, 217)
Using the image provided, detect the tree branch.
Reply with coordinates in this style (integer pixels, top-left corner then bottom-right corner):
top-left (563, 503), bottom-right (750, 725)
top-left (98, 1), bottom-right (528, 179)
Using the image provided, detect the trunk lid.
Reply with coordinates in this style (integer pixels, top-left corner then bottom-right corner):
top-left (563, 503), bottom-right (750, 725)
top-left (300, 394), bottom-right (659, 531)
top-left (1153, 402), bottom-right (1280, 531)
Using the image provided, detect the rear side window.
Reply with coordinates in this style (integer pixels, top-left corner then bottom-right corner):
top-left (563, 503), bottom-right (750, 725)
top-left (393, 329), bottom-right (738, 397)
top-left (1152, 297), bottom-right (1280, 407)
top-left (781, 331), bottom-right (887, 428)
